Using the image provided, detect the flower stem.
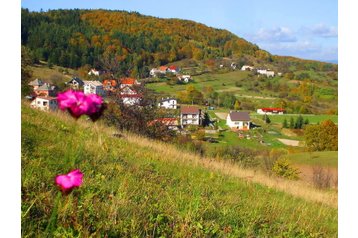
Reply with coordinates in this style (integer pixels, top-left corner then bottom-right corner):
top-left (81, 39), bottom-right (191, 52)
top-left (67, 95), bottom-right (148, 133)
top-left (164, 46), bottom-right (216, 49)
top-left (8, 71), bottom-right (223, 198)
top-left (44, 192), bottom-right (62, 235)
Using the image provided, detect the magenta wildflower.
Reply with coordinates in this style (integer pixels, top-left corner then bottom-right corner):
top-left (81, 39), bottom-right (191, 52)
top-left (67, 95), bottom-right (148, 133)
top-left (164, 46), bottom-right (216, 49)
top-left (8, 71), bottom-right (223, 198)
top-left (57, 90), bottom-right (105, 120)
top-left (55, 169), bottom-right (83, 194)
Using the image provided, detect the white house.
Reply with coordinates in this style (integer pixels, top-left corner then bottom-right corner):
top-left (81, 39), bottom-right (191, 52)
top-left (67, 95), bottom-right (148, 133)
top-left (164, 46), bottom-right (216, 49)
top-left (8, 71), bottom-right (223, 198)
top-left (257, 69), bottom-right (275, 77)
top-left (88, 68), bottom-right (100, 76)
top-left (158, 97), bottom-right (177, 109)
top-left (83, 81), bottom-right (104, 96)
top-left (226, 111), bottom-right (251, 130)
top-left (150, 68), bottom-right (161, 77)
top-left (120, 94), bottom-right (142, 105)
top-left (241, 65), bottom-right (254, 71)
top-left (177, 74), bottom-right (191, 83)
top-left (231, 62), bottom-right (237, 70)
top-left (66, 77), bottom-right (84, 89)
top-left (180, 106), bottom-right (201, 127)
top-left (30, 96), bottom-right (58, 111)
top-left (257, 108), bottom-right (284, 115)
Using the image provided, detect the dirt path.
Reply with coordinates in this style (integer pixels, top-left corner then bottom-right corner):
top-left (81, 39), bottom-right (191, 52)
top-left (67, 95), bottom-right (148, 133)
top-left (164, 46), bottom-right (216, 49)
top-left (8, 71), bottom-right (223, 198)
top-left (277, 138), bottom-right (301, 146)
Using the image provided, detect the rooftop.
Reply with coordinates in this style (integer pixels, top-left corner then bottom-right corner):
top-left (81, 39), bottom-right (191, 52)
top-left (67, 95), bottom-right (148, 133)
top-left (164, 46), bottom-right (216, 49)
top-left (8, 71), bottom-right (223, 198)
top-left (181, 106), bottom-right (200, 114)
top-left (229, 111), bottom-right (250, 121)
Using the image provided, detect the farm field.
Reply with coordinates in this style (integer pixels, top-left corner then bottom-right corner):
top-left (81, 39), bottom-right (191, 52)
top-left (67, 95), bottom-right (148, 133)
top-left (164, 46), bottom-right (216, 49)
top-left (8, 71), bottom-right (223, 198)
top-left (21, 103), bottom-right (338, 237)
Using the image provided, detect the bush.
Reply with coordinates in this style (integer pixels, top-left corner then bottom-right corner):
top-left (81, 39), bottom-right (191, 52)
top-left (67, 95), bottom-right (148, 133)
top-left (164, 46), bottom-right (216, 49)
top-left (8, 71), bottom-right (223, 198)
top-left (272, 158), bottom-right (300, 180)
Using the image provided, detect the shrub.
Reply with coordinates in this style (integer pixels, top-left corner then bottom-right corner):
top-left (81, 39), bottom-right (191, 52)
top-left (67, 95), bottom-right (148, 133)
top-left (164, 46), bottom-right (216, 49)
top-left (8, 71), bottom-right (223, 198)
top-left (272, 158), bottom-right (300, 180)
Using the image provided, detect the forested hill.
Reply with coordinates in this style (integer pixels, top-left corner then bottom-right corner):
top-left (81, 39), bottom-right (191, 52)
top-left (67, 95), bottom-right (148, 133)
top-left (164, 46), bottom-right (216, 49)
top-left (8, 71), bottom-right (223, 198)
top-left (21, 8), bottom-right (335, 77)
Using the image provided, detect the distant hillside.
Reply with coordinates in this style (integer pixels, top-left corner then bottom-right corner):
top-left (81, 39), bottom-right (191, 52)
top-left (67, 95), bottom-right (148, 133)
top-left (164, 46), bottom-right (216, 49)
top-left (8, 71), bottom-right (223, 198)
top-left (21, 8), bottom-right (335, 78)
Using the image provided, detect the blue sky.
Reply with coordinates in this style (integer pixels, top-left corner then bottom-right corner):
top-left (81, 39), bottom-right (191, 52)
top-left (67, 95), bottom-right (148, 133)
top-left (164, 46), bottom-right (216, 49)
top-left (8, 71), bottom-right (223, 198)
top-left (21, 0), bottom-right (338, 62)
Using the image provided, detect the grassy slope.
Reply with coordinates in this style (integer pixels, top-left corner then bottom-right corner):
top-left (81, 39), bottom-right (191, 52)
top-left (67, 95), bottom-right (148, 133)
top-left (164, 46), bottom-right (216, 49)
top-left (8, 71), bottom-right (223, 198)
top-left (288, 151), bottom-right (338, 168)
top-left (21, 104), bottom-right (337, 237)
top-left (29, 62), bottom-right (76, 86)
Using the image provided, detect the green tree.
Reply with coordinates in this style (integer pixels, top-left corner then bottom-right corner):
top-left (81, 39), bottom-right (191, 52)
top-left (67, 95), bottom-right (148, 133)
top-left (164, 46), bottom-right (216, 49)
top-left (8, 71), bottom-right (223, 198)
top-left (234, 100), bottom-right (241, 110)
top-left (263, 114), bottom-right (271, 124)
top-left (295, 115), bottom-right (304, 129)
top-left (202, 112), bottom-right (211, 127)
top-left (21, 46), bottom-right (33, 96)
top-left (289, 117), bottom-right (295, 129)
top-left (304, 120), bottom-right (338, 151)
top-left (304, 118), bottom-right (310, 125)
top-left (282, 118), bottom-right (288, 128)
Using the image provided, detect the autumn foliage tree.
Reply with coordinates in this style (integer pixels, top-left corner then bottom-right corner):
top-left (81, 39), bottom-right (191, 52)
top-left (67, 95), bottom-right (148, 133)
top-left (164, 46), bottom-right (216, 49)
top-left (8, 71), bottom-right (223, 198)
top-left (304, 119), bottom-right (338, 151)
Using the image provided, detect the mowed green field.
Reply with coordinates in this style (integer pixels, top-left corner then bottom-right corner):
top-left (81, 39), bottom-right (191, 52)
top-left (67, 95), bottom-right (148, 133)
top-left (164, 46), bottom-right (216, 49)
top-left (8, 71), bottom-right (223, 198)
top-left (287, 151), bottom-right (338, 168)
top-left (250, 113), bottom-right (338, 125)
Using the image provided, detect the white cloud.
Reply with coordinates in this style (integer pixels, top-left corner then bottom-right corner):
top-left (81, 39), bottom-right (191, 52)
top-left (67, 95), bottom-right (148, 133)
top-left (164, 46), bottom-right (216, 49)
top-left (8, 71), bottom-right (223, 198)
top-left (305, 24), bottom-right (338, 38)
top-left (250, 26), bottom-right (297, 43)
top-left (258, 41), bottom-right (337, 62)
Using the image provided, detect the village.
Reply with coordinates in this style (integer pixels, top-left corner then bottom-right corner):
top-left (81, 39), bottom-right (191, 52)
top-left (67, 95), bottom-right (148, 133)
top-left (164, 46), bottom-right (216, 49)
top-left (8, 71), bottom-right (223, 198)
top-left (27, 64), bottom-right (287, 126)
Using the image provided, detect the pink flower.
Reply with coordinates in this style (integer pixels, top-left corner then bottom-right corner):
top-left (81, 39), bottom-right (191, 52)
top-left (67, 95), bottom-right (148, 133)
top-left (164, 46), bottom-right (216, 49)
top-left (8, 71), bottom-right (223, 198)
top-left (57, 90), bottom-right (104, 120)
top-left (55, 169), bottom-right (83, 194)
top-left (85, 94), bottom-right (103, 115)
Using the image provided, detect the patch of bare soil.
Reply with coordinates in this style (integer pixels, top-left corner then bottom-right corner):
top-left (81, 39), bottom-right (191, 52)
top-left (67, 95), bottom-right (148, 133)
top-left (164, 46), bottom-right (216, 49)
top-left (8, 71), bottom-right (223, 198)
top-left (278, 138), bottom-right (301, 146)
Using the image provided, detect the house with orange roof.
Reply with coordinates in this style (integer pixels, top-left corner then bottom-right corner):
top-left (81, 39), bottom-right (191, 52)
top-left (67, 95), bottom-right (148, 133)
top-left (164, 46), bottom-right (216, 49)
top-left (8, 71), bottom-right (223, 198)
top-left (103, 79), bottom-right (118, 92)
top-left (120, 77), bottom-right (140, 89)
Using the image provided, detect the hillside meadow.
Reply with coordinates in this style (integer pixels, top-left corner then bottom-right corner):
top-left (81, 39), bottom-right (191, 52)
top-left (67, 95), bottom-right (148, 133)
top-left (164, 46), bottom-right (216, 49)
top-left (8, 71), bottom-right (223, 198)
top-left (22, 103), bottom-right (337, 237)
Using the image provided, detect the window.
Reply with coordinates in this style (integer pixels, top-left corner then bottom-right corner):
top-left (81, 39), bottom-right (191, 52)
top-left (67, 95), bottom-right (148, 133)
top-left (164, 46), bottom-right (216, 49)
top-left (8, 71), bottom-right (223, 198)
top-left (43, 101), bottom-right (48, 106)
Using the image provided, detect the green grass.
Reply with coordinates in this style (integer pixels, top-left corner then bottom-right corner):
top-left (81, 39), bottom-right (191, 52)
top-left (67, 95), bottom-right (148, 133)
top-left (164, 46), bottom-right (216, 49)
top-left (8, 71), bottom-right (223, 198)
top-left (287, 151), bottom-right (338, 168)
top-left (146, 70), bottom-right (268, 97)
top-left (251, 113), bottom-right (338, 125)
top-left (22, 104), bottom-right (337, 237)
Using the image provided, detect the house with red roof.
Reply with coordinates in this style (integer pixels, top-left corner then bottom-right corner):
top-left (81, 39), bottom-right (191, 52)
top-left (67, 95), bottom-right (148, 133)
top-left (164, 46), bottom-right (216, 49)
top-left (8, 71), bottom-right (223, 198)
top-left (148, 118), bottom-right (179, 130)
top-left (168, 65), bottom-right (180, 73)
top-left (257, 108), bottom-right (285, 115)
top-left (180, 106), bottom-right (202, 127)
